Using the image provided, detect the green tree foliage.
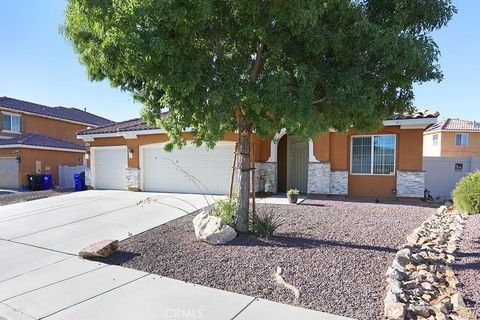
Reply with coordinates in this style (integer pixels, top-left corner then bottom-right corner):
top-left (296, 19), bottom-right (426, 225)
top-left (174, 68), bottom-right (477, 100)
top-left (63, 0), bottom-right (455, 231)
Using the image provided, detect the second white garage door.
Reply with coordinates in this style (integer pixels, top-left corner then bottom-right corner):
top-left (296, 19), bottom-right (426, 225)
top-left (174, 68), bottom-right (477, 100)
top-left (93, 147), bottom-right (128, 190)
top-left (142, 143), bottom-right (235, 195)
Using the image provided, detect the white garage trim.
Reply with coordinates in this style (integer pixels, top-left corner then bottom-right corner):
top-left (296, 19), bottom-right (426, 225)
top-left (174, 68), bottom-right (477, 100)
top-left (90, 146), bottom-right (128, 190)
top-left (139, 141), bottom-right (236, 194)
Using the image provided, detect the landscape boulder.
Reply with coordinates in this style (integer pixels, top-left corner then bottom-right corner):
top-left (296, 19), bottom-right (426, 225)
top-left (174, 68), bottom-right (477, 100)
top-left (79, 239), bottom-right (118, 258)
top-left (193, 211), bottom-right (237, 245)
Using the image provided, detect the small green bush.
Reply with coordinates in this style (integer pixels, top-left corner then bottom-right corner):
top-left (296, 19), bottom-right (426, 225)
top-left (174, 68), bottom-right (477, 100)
top-left (287, 188), bottom-right (299, 195)
top-left (452, 170), bottom-right (480, 214)
top-left (250, 207), bottom-right (283, 239)
top-left (212, 196), bottom-right (237, 227)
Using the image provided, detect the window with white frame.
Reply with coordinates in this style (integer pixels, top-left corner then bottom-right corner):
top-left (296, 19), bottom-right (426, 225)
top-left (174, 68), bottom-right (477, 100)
top-left (2, 113), bottom-right (21, 133)
top-left (432, 134), bottom-right (439, 146)
top-left (351, 135), bottom-right (396, 175)
top-left (455, 133), bottom-right (468, 146)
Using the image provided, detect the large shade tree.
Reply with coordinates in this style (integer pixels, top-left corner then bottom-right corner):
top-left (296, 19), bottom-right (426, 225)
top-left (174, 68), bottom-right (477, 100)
top-left (64, 0), bottom-right (455, 231)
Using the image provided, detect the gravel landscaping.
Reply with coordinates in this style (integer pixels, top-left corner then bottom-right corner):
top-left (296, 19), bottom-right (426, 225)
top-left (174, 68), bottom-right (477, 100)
top-left (103, 198), bottom-right (434, 320)
top-left (454, 214), bottom-right (480, 318)
top-left (0, 189), bottom-right (71, 206)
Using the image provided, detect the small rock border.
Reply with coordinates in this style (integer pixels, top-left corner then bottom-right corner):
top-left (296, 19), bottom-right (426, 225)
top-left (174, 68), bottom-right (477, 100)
top-left (384, 205), bottom-right (477, 320)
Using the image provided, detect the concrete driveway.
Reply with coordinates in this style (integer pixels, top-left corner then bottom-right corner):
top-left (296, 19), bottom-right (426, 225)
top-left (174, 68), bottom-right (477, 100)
top-left (0, 190), bottom-right (349, 320)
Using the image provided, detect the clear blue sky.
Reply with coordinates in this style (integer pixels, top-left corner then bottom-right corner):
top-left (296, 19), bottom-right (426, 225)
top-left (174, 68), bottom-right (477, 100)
top-left (0, 1), bottom-right (478, 122)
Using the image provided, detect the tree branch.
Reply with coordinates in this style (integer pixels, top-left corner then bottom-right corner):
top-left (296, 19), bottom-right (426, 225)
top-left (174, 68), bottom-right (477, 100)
top-left (312, 97), bottom-right (327, 104)
top-left (251, 44), bottom-right (264, 82)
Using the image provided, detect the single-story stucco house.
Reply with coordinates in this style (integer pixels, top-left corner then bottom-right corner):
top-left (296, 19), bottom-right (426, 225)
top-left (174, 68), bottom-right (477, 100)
top-left (77, 110), bottom-right (439, 198)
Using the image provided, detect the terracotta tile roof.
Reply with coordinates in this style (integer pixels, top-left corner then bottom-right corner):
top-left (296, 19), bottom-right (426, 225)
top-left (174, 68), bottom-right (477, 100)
top-left (0, 133), bottom-right (85, 151)
top-left (0, 97), bottom-right (114, 126)
top-left (426, 118), bottom-right (480, 132)
top-left (79, 109), bottom-right (439, 136)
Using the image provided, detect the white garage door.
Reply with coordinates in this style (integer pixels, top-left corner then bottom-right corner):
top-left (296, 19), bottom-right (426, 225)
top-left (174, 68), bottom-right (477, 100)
top-left (93, 147), bottom-right (128, 190)
top-left (142, 143), bottom-right (235, 195)
top-left (0, 158), bottom-right (19, 189)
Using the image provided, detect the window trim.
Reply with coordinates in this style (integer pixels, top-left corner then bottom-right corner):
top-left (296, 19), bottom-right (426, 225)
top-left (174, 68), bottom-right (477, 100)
top-left (455, 133), bottom-right (468, 147)
top-left (350, 134), bottom-right (397, 176)
top-left (432, 134), bottom-right (439, 146)
top-left (2, 112), bottom-right (21, 134)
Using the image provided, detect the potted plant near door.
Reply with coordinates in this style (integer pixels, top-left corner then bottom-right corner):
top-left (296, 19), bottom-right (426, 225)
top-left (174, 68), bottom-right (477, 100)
top-left (286, 188), bottom-right (299, 204)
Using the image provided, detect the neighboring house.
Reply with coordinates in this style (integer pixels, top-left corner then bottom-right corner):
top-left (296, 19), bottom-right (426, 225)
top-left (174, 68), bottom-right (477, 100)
top-left (423, 118), bottom-right (480, 198)
top-left (78, 110), bottom-right (438, 199)
top-left (0, 97), bottom-right (113, 189)
top-left (423, 118), bottom-right (480, 157)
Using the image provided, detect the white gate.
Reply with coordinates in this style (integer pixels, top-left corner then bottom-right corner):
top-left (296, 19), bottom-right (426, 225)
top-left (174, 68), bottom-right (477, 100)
top-left (423, 156), bottom-right (480, 199)
top-left (58, 165), bottom-right (86, 189)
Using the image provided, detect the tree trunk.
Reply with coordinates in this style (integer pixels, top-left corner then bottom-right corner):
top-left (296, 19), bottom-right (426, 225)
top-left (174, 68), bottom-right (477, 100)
top-left (235, 107), bottom-right (251, 232)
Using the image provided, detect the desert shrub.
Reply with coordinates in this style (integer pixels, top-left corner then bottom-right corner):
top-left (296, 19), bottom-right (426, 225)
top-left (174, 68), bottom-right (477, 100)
top-left (452, 170), bottom-right (480, 214)
top-left (286, 188), bottom-right (299, 195)
top-left (250, 207), bottom-right (283, 239)
top-left (212, 196), bottom-right (236, 227)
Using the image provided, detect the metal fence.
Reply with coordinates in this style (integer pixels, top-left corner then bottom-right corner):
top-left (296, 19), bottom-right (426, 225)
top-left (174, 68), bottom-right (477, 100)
top-left (423, 156), bottom-right (480, 199)
top-left (58, 165), bottom-right (86, 189)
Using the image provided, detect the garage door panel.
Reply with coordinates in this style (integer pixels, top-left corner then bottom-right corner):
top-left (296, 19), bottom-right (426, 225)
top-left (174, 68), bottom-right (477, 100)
top-left (142, 144), bottom-right (234, 195)
top-left (94, 148), bottom-right (127, 190)
top-left (0, 158), bottom-right (19, 189)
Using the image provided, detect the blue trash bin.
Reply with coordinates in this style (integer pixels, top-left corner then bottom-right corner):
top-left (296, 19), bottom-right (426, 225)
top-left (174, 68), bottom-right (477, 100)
top-left (74, 173), bottom-right (83, 191)
top-left (42, 174), bottom-right (52, 190)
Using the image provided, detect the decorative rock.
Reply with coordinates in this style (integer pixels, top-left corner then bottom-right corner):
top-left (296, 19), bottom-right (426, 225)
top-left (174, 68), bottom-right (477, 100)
top-left (383, 206), bottom-right (472, 320)
top-left (79, 239), bottom-right (118, 258)
top-left (411, 305), bottom-right (432, 317)
top-left (437, 206), bottom-right (448, 215)
top-left (384, 302), bottom-right (406, 320)
top-left (192, 211), bottom-right (237, 245)
top-left (421, 282), bottom-right (433, 291)
top-left (451, 293), bottom-right (466, 311)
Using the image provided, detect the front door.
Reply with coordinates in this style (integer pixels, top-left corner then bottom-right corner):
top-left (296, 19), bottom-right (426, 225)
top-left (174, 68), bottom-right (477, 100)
top-left (286, 136), bottom-right (308, 193)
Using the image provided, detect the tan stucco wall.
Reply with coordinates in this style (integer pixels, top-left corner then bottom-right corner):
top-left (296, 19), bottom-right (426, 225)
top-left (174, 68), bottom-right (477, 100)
top-left (423, 132), bottom-right (441, 157)
top-left (0, 147), bottom-right (84, 186)
top-left (1, 110), bottom-right (91, 144)
top-left (438, 131), bottom-right (480, 157)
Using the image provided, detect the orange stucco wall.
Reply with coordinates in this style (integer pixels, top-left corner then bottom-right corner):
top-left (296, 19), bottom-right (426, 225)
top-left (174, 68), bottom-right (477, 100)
top-left (85, 125), bottom-right (425, 198)
top-left (311, 126), bottom-right (424, 197)
top-left (0, 147), bottom-right (84, 186)
top-left (439, 131), bottom-right (480, 157)
top-left (1, 110), bottom-right (90, 144)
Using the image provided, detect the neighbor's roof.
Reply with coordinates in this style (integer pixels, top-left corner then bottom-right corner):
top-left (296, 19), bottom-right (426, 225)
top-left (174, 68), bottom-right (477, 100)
top-left (0, 133), bottom-right (85, 151)
top-left (78, 109), bottom-right (439, 136)
top-left (426, 118), bottom-right (480, 132)
top-left (78, 118), bottom-right (154, 135)
top-left (0, 97), bottom-right (114, 127)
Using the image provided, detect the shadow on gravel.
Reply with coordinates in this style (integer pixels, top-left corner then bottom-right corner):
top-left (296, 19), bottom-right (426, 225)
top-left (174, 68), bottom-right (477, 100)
top-left (91, 251), bottom-right (140, 265)
top-left (227, 233), bottom-right (397, 253)
top-left (307, 196), bottom-right (440, 208)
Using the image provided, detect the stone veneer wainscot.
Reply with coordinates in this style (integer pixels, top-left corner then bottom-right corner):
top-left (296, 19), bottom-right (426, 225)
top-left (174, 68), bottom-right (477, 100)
top-left (307, 162), bottom-right (331, 194)
top-left (396, 170), bottom-right (425, 198)
top-left (125, 168), bottom-right (141, 189)
top-left (255, 162), bottom-right (277, 193)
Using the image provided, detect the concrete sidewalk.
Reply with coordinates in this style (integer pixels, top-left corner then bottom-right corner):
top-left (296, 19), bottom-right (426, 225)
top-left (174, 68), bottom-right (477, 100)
top-left (0, 191), bottom-right (350, 320)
